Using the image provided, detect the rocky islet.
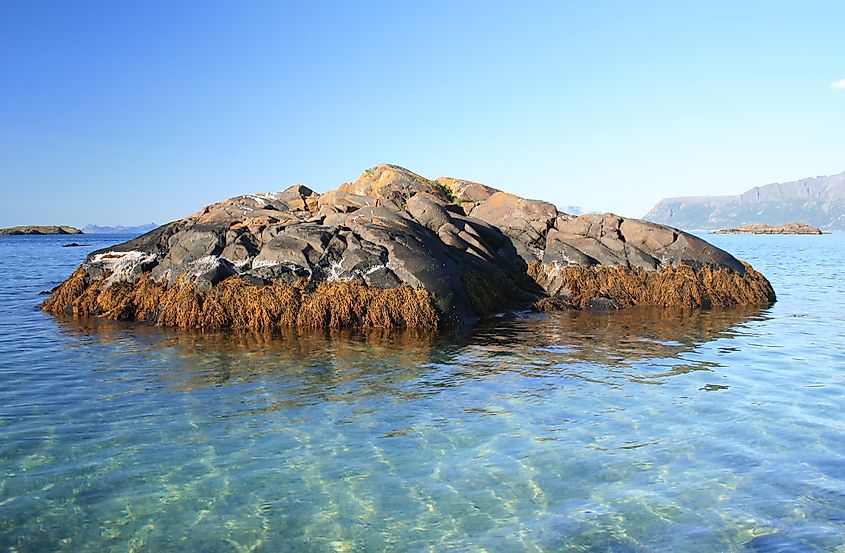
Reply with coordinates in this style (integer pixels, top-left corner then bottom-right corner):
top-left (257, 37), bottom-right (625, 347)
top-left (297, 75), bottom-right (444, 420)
top-left (713, 223), bottom-right (823, 235)
top-left (0, 225), bottom-right (82, 235)
top-left (43, 165), bottom-right (776, 331)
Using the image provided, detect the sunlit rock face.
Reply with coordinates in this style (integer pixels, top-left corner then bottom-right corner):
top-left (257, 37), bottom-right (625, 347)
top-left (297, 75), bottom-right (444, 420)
top-left (43, 164), bottom-right (776, 331)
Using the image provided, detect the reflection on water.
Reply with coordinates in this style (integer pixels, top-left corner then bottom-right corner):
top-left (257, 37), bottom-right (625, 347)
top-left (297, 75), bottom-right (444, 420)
top-left (53, 305), bottom-right (767, 402)
top-left (55, 318), bottom-right (441, 400)
top-left (2, 234), bottom-right (845, 552)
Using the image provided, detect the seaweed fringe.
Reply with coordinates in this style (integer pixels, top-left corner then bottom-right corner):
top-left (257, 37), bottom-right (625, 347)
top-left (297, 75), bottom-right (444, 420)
top-left (529, 261), bottom-right (775, 311)
top-left (43, 273), bottom-right (440, 331)
top-left (43, 260), bottom-right (774, 331)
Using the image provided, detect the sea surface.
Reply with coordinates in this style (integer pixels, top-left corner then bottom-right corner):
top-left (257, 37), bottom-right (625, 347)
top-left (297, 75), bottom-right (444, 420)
top-left (1, 232), bottom-right (844, 552)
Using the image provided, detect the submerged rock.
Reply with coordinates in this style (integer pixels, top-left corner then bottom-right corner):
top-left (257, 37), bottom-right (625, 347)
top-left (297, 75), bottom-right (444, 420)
top-left (43, 164), bottom-right (776, 331)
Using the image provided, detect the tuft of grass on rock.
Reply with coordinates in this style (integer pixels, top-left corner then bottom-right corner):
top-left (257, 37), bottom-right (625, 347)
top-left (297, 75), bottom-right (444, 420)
top-left (431, 179), bottom-right (461, 204)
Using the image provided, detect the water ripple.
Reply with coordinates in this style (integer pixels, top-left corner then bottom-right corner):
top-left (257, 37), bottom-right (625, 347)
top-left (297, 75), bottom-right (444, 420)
top-left (1, 234), bottom-right (845, 551)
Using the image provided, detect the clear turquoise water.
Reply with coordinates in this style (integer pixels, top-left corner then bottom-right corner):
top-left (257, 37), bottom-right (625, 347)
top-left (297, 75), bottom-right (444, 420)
top-left (1, 233), bottom-right (844, 552)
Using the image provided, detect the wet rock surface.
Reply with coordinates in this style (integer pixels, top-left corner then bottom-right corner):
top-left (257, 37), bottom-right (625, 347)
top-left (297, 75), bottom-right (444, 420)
top-left (43, 164), bottom-right (776, 330)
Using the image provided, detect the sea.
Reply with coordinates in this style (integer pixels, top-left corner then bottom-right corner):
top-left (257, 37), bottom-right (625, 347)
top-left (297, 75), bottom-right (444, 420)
top-left (1, 232), bottom-right (843, 552)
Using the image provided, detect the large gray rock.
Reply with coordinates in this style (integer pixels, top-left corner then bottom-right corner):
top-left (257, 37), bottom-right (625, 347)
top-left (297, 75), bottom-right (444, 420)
top-left (545, 213), bottom-right (745, 272)
top-left (54, 163), bottom-right (775, 330)
top-left (470, 192), bottom-right (558, 262)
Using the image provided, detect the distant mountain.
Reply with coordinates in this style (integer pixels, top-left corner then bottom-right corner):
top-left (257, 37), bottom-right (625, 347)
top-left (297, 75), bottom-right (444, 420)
top-left (83, 223), bottom-right (157, 235)
top-left (559, 205), bottom-right (583, 215)
top-left (644, 172), bottom-right (845, 230)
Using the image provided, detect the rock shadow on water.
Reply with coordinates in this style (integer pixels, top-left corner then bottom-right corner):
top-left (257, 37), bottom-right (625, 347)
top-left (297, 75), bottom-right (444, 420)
top-left (460, 306), bottom-right (770, 382)
top-left (52, 305), bottom-right (770, 408)
top-left (53, 316), bottom-right (443, 407)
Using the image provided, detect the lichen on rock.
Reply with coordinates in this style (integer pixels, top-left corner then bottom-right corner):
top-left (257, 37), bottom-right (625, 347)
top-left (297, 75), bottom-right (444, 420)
top-left (43, 164), bottom-right (776, 332)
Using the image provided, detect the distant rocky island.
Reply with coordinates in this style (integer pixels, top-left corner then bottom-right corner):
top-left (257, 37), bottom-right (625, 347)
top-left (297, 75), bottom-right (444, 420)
top-left (713, 223), bottom-right (823, 235)
top-left (0, 225), bottom-right (82, 236)
top-left (1, 224), bottom-right (156, 236)
top-left (82, 223), bottom-right (158, 235)
top-left (43, 165), bottom-right (775, 332)
top-left (644, 171), bottom-right (845, 231)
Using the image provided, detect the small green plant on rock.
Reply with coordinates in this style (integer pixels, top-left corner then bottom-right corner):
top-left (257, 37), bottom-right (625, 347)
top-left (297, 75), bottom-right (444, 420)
top-left (431, 179), bottom-right (462, 204)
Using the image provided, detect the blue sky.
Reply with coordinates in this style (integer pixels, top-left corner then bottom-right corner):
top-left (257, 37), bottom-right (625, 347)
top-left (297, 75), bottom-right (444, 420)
top-left (1, 1), bottom-right (844, 226)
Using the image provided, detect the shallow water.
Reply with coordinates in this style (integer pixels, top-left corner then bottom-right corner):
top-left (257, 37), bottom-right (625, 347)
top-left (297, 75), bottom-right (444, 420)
top-left (1, 233), bottom-right (844, 552)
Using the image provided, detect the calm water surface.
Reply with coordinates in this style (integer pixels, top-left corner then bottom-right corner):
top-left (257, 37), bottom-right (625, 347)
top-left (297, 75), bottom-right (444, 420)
top-left (1, 233), bottom-right (844, 552)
